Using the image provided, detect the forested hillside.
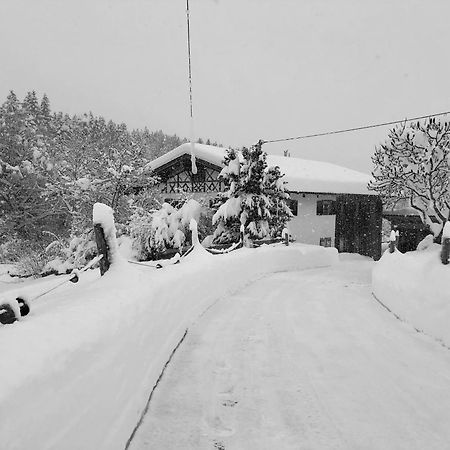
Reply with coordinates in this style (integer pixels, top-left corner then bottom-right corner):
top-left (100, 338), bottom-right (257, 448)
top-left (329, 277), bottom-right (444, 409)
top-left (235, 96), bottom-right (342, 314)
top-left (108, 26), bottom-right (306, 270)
top-left (0, 90), bottom-right (220, 265)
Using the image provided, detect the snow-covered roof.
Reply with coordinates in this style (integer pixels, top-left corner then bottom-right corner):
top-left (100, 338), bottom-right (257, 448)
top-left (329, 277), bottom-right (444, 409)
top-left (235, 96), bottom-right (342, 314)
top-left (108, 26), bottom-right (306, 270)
top-left (147, 143), bottom-right (374, 195)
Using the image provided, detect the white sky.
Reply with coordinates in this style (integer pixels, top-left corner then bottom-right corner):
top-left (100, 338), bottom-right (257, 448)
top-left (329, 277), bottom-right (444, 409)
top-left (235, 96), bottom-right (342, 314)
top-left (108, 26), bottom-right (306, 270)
top-left (1, 0), bottom-right (450, 173)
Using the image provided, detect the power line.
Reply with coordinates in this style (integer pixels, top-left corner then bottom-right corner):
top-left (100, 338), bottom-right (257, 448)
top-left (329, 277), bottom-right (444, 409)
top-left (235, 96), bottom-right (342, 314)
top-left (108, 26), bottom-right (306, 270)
top-left (262, 110), bottom-right (450, 145)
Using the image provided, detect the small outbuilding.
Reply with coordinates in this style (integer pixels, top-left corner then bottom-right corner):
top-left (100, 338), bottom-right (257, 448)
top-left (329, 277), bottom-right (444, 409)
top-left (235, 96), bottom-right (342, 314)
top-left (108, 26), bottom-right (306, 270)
top-left (146, 143), bottom-right (382, 260)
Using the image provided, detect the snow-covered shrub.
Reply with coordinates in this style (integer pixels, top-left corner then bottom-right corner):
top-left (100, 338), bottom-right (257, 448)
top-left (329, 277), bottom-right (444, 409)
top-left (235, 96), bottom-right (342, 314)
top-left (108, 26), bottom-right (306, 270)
top-left (43, 230), bottom-right (97, 275)
top-left (128, 199), bottom-right (203, 260)
top-left (0, 237), bottom-right (53, 277)
top-left (10, 249), bottom-right (48, 278)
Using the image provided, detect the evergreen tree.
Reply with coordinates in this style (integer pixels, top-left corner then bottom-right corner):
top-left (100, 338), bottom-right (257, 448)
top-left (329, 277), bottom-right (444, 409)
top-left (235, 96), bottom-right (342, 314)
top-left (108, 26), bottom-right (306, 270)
top-left (39, 94), bottom-right (51, 125)
top-left (263, 165), bottom-right (292, 237)
top-left (212, 142), bottom-right (281, 244)
top-left (211, 148), bottom-right (242, 243)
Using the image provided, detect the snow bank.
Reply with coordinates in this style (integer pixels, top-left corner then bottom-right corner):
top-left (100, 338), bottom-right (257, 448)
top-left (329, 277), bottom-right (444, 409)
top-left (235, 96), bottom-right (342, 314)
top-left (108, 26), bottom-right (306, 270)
top-left (0, 244), bottom-right (337, 450)
top-left (372, 246), bottom-right (450, 346)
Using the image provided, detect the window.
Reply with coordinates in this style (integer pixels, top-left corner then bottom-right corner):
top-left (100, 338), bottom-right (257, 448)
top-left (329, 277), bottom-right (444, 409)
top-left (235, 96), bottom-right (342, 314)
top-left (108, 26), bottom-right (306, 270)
top-left (288, 199), bottom-right (298, 216)
top-left (317, 200), bottom-right (336, 215)
top-left (319, 237), bottom-right (332, 247)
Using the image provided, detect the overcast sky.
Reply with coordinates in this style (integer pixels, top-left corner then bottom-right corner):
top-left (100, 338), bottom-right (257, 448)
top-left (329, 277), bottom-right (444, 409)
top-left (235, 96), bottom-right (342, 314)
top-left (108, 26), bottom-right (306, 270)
top-left (1, 0), bottom-right (450, 173)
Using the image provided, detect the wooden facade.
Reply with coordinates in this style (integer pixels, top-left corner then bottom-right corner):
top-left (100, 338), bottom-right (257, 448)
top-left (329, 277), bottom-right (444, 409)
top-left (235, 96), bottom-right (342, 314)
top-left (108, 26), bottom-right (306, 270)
top-left (155, 154), bottom-right (224, 194)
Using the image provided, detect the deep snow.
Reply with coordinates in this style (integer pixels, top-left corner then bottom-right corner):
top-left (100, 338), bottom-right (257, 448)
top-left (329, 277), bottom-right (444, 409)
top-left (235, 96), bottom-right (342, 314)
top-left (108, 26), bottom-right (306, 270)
top-left (0, 243), bottom-right (337, 450)
top-left (130, 255), bottom-right (450, 450)
top-left (372, 245), bottom-right (450, 348)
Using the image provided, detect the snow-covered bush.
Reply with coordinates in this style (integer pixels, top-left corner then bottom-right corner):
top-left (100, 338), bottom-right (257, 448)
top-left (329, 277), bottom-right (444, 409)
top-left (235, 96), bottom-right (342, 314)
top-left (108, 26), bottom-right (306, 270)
top-left (10, 250), bottom-right (49, 278)
top-left (43, 231), bottom-right (97, 275)
top-left (128, 199), bottom-right (203, 260)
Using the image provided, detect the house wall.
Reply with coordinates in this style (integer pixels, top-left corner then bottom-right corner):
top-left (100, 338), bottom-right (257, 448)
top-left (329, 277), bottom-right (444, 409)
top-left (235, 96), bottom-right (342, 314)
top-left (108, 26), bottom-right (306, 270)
top-left (287, 193), bottom-right (337, 247)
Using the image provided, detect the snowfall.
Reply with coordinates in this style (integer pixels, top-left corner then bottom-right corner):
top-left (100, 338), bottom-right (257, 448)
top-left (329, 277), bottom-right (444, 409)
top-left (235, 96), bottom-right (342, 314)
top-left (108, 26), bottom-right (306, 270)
top-left (1, 236), bottom-right (450, 449)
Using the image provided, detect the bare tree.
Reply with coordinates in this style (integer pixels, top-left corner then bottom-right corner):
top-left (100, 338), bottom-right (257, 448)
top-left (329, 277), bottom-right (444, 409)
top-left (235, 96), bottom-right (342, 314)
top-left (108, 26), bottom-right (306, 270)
top-left (369, 118), bottom-right (450, 239)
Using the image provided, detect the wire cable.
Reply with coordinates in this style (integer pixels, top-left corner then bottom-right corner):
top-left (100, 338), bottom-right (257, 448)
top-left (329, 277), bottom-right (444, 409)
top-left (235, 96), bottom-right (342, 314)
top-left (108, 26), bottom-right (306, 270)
top-left (262, 110), bottom-right (450, 145)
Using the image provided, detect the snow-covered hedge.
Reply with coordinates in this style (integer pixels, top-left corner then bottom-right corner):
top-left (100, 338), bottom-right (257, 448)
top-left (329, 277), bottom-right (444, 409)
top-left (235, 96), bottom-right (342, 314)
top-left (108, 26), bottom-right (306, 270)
top-left (372, 245), bottom-right (450, 347)
top-left (0, 244), bottom-right (337, 450)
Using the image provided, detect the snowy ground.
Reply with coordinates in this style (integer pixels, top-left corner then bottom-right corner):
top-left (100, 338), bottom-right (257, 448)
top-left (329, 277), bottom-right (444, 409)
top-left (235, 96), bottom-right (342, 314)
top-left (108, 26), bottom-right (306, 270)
top-left (373, 244), bottom-right (450, 348)
top-left (0, 244), bottom-right (337, 450)
top-left (129, 255), bottom-right (450, 450)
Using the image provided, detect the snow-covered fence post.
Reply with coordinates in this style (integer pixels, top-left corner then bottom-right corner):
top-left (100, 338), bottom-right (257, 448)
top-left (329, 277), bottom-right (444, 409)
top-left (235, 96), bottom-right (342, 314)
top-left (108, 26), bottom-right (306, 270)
top-left (389, 230), bottom-right (397, 253)
top-left (282, 227), bottom-right (290, 246)
top-left (441, 222), bottom-right (450, 265)
top-left (93, 203), bottom-right (119, 276)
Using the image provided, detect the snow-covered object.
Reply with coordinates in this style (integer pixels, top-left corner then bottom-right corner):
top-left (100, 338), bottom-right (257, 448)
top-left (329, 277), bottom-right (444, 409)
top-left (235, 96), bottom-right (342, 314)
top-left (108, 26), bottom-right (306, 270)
top-left (373, 245), bottom-right (450, 348)
top-left (75, 177), bottom-right (91, 190)
top-left (92, 203), bottom-right (121, 265)
top-left (0, 296), bottom-right (21, 321)
top-left (146, 143), bottom-right (374, 195)
top-left (190, 141), bottom-right (197, 175)
top-left (282, 227), bottom-right (290, 238)
top-left (178, 199), bottom-right (202, 226)
top-left (201, 235), bottom-right (214, 248)
top-left (172, 229), bottom-right (185, 249)
top-left (212, 197), bottom-right (242, 224)
top-left (443, 221), bottom-right (450, 239)
top-left (189, 218), bottom-right (200, 247)
top-left (389, 230), bottom-right (397, 242)
top-left (416, 234), bottom-right (434, 251)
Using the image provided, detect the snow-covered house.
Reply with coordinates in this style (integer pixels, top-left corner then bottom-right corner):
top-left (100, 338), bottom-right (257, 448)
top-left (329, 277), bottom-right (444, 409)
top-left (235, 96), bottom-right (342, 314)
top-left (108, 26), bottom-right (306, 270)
top-left (146, 143), bottom-right (382, 259)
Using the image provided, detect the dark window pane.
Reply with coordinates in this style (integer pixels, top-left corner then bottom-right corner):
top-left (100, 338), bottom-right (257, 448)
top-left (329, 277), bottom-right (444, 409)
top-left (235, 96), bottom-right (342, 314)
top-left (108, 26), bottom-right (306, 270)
top-left (317, 200), bottom-right (336, 215)
top-left (319, 237), bottom-right (332, 247)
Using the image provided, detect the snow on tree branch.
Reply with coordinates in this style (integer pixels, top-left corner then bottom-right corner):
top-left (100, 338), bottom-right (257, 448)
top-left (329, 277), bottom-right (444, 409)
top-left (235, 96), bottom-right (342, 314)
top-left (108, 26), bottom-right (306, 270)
top-left (369, 117), bottom-right (450, 238)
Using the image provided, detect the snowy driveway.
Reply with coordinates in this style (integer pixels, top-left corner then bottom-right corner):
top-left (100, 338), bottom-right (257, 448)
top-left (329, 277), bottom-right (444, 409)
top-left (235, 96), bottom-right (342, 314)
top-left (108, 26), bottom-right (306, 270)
top-left (129, 256), bottom-right (450, 450)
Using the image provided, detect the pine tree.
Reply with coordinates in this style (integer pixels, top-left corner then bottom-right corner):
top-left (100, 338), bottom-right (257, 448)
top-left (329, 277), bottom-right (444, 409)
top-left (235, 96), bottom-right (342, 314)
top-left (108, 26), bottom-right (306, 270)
top-left (239, 142), bottom-right (271, 240)
top-left (263, 165), bottom-right (292, 237)
top-left (39, 94), bottom-right (51, 124)
top-left (211, 148), bottom-right (242, 243)
top-left (212, 142), bottom-right (274, 244)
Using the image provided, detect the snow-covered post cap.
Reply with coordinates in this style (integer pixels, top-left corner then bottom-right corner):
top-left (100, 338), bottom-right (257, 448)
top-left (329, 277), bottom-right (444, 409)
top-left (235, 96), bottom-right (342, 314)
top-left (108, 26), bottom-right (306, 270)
top-left (92, 203), bottom-right (119, 275)
top-left (189, 218), bottom-right (200, 247)
top-left (441, 221), bottom-right (450, 265)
